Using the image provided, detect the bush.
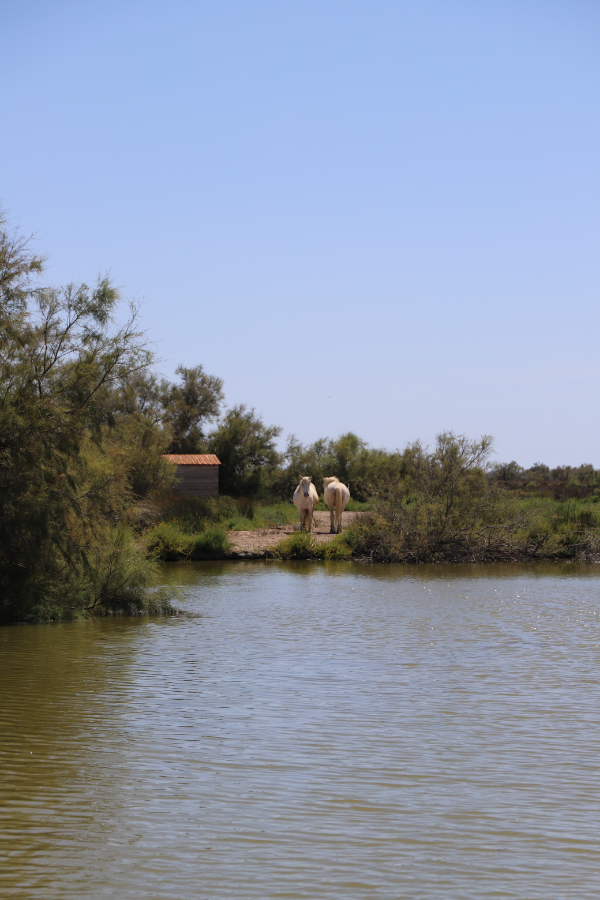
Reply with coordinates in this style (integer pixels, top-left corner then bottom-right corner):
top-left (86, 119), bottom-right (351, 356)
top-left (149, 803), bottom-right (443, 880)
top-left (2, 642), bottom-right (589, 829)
top-left (145, 523), bottom-right (196, 560)
top-left (190, 525), bottom-right (230, 557)
top-left (145, 521), bottom-right (229, 560)
top-left (347, 434), bottom-right (600, 563)
top-left (272, 532), bottom-right (353, 560)
top-left (348, 433), bottom-right (523, 562)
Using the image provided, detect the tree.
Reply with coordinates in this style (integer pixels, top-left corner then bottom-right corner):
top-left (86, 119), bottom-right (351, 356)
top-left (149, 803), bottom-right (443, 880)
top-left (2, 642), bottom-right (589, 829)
top-left (99, 369), bottom-right (174, 498)
top-left (0, 212), bottom-right (45, 325)
top-left (0, 210), bottom-right (169, 622)
top-left (491, 461), bottom-right (524, 482)
top-left (351, 432), bottom-right (529, 561)
top-left (162, 364), bottom-right (224, 453)
top-left (277, 432), bottom-right (405, 500)
top-left (526, 462), bottom-right (550, 479)
top-left (208, 404), bottom-right (282, 496)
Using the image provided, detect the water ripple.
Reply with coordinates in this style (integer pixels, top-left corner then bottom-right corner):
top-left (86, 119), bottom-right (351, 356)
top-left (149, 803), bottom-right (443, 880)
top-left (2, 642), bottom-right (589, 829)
top-left (1, 562), bottom-right (599, 898)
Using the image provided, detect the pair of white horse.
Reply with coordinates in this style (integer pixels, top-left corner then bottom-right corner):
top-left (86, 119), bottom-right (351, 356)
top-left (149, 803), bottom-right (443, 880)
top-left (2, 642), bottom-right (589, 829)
top-left (293, 475), bottom-right (350, 534)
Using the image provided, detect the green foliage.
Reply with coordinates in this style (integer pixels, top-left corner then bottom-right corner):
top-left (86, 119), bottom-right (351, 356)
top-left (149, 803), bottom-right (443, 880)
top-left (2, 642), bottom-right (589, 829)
top-left (145, 521), bottom-right (230, 560)
top-left (156, 493), bottom-right (298, 533)
top-left (272, 531), bottom-right (353, 560)
top-left (163, 364), bottom-right (224, 453)
top-left (497, 497), bottom-right (600, 559)
top-left (191, 525), bottom-right (231, 557)
top-left (272, 532), bottom-right (316, 559)
top-left (348, 434), bottom-right (600, 563)
top-left (103, 362), bottom-right (224, 459)
top-left (0, 212), bottom-right (174, 622)
top-left (255, 501), bottom-right (299, 526)
top-left (349, 433), bottom-right (520, 562)
top-left (208, 404), bottom-right (282, 497)
top-left (0, 214), bottom-right (45, 319)
top-left (490, 459), bottom-right (600, 498)
top-left (492, 460), bottom-right (525, 481)
top-left (145, 523), bottom-right (196, 560)
top-left (278, 432), bottom-right (405, 501)
top-left (157, 493), bottom-right (238, 531)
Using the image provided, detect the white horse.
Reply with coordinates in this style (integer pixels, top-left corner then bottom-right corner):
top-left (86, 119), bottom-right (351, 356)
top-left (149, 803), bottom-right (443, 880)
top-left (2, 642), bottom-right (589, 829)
top-left (293, 476), bottom-right (319, 533)
top-left (323, 477), bottom-right (350, 534)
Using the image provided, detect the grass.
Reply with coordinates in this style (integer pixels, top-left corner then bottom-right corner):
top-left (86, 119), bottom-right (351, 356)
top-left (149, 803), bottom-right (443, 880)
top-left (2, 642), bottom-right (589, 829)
top-left (508, 497), bottom-right (600, 558)
top-left (512, 497), bottom-right (600, 530)
top-left (272, 531), bottom-right (354, 560)
top-left (145, 521), bottom-right (230, 561)
top-left (156, 494), bottom-right (369, 533)
top-left (145, 495), bottom-right (307, 560)
top-left (158, 495), bottom-right (299, 532)
top-left (147, 493), bottom-right (371, 562)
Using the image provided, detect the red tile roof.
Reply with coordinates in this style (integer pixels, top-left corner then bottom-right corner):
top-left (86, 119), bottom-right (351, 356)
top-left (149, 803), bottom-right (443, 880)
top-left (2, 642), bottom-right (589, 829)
top-left (162, 454), bottom-right (221, 465)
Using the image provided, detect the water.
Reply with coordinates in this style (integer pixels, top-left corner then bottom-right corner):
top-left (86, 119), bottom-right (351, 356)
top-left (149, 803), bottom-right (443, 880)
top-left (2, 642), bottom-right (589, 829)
top-left (1, 561), bottom-right (599, 899)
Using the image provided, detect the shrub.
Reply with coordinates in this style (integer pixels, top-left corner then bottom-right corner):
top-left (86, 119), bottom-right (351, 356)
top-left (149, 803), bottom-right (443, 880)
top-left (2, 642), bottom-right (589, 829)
top-left (348, 434), bottom-right (600, 563)
top-left (348, 433), bottom-right (527, 562)
top-left (273, 532), bottom-right (316, 559)
top-left (145, 522), bottom-right (229, 560)
top-left (190, 525), bottom-right (230, 557)
top-left (272, 532), bottom-right (353, 560)
top-left (145, 523), bottom-right (196, 560)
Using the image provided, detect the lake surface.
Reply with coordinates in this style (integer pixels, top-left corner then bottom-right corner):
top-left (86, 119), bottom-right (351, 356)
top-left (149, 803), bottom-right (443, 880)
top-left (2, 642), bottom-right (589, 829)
top-left (1, 561), bottom-right (599, 899)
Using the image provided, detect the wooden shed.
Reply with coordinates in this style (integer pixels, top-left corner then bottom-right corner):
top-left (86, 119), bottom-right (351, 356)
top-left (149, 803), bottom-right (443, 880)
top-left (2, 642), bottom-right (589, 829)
top-left (162, 454), bottom-right (221, 498)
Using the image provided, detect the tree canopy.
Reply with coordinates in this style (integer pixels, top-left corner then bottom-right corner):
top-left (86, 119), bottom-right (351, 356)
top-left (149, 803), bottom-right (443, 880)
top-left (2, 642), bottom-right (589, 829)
top-left (208, 404), bottom-right (282, 497)
top-left (162, 364), bottom-right (224, 453)
top-left (0, 211), bottom-right (171, 621)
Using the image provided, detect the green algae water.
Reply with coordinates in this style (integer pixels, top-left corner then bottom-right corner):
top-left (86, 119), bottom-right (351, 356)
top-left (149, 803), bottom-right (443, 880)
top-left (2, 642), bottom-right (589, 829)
top-left (1, 561), bottom-right (599, 899)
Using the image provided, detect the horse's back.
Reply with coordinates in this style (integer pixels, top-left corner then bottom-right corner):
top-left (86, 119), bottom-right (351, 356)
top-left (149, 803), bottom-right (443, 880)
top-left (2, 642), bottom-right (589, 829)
top-left (324, 479), bottom-right (350, 507)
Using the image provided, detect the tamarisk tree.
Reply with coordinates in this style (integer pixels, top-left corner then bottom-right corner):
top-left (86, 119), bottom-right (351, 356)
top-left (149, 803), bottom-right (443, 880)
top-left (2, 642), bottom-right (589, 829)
top-left (0, 211), bottom-right (169, 621)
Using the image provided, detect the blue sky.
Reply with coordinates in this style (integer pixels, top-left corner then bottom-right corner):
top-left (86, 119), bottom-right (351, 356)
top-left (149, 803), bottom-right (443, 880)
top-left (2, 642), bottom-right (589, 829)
top-left (3, 0), bottom-right (599, 466)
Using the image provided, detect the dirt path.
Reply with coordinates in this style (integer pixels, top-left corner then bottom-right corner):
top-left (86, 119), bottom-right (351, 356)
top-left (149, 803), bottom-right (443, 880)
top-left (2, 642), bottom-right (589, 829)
top-left (228, 510), bottom-right (362, 555)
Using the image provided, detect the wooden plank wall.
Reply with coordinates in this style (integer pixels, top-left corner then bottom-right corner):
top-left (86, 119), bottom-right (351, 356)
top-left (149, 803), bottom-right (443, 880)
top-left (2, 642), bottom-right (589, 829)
top-left (174, 465), bottom-right (219, 498)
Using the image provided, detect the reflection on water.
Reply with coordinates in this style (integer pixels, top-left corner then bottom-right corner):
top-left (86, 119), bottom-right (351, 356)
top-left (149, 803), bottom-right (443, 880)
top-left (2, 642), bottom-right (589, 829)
top-left (1, 562), bottom-right (599, 899)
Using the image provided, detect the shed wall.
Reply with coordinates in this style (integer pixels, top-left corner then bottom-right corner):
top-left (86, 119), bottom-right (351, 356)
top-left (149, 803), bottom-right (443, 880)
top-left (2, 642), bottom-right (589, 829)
top-left (174, 465), bottom-right (219, 498)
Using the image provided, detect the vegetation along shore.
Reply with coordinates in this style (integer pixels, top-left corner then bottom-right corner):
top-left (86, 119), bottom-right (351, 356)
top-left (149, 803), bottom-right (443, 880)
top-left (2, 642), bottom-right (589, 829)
top-left (1, 213), bottom-right (599, 623)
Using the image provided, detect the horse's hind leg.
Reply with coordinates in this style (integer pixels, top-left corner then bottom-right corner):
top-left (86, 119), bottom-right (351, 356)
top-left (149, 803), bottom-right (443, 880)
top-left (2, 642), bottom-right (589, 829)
top-left (328, 503), bottom-right (335, 534)
top-left (335, 490), bottom-right (344, 533)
